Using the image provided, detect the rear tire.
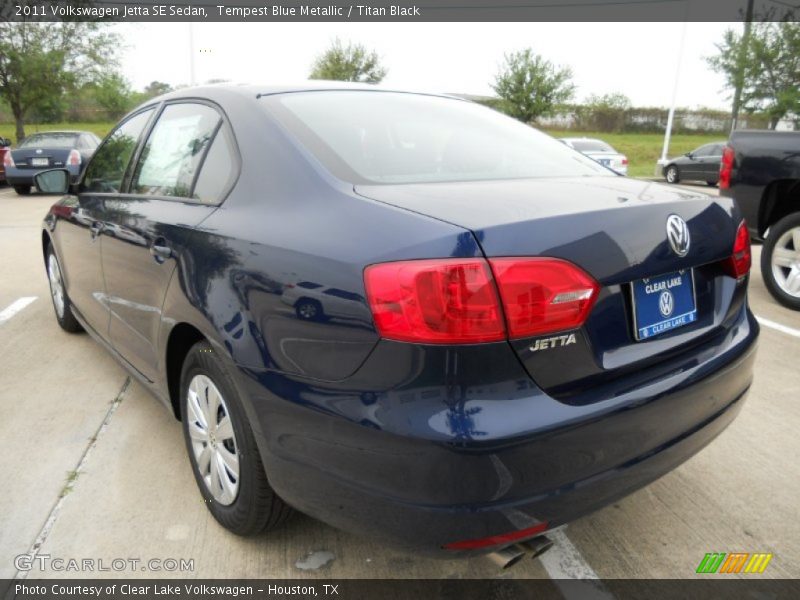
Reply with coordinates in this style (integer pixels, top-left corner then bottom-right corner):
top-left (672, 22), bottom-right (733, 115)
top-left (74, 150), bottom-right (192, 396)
top-left (665, 165), bottom-right (680, 184)
top-left (46, 246), bottom-right (83, 333)
top-left (761, 213), bottom-right (800, 310)
top-left (706, 181), bottom-right (717, 187)
top-left (14, 185), bottom-right (31, 195)
top-left (180, 341), bottom-right (293, 535)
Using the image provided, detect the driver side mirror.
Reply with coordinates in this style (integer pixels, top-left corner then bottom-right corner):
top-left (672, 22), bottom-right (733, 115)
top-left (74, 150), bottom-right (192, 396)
top-left (34, 169), bottom-right (71, 194)
top-left (684, 152), bottom-right (693, 158)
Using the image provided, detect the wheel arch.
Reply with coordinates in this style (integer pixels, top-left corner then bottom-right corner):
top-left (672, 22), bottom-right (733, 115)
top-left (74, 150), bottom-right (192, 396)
top-left (758, 179), bottom-right (800, 238)
top-left (164, 322), bottom-right (207, 420)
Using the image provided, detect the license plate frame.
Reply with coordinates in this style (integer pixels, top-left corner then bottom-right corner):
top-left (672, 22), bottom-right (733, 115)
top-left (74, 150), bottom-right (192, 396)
top-left (631, 269), bottom-right (698, 341)
top-left (31, 157), bottom-right (49, 167)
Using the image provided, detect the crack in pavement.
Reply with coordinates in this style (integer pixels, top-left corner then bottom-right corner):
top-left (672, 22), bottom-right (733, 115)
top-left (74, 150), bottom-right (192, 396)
top-left (13, 377), bottom-right (131, 580)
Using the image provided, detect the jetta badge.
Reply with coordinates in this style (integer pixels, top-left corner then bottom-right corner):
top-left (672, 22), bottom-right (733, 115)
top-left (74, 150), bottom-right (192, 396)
top-left (35, 149), bottom-right (43, 154)
top-left (666, 215), bottom-right (690, 257)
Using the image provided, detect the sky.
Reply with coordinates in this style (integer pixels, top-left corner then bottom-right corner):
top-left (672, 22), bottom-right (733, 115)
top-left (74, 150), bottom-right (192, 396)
top-left (117, 22), bottom-right (738, 110)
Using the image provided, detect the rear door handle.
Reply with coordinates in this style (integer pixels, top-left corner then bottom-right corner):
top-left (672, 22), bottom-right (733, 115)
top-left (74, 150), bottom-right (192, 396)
top-left (150, 237), bottom-right (172, 263)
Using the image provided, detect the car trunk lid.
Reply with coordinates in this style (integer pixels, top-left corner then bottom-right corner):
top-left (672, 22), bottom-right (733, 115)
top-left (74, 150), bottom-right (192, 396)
top-left (356, 176), bottom-right (742, 398)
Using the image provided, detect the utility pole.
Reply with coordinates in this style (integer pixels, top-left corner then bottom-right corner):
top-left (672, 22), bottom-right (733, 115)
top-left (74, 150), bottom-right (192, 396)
top-left (730, 0), bottom-right (755, 133)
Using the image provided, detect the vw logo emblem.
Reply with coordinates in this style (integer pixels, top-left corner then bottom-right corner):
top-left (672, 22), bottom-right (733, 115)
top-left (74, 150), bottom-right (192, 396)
top-left (659, 290), bottom-right (674, 317)
top-left (666, 215), bottom-right (690, 257)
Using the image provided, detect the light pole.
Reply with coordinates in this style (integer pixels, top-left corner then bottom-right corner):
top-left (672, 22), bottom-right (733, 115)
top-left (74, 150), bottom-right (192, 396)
top-left (656, 21), bottom-right (689, 175)
top-left (189, 22), bottom-right (196, 86)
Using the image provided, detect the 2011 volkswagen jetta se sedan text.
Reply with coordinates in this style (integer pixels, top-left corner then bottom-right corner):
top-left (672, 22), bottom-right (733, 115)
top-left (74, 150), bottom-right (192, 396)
top-left (36, 83), bottom-right (758, 556)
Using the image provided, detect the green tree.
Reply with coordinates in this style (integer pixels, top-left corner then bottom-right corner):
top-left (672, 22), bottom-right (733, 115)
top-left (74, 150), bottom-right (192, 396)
top-left (309, 39), bottom-right (387, 83)
top-left (143, 81), bottom-right (173, 98)
top-left (578, 93), bottom-right (632, 132)
top-left (0, 22), bottom-right (119, 142)
top-left (492, 49), bottom-right (575, 123)
top-left (708, 22), bottom-right (800, 129)
top-left (92, 73), bottom-right (133, 120)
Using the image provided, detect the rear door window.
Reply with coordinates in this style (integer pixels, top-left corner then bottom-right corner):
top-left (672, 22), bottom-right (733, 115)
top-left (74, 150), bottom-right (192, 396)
top-left (130, 103), bottom-right (221, 198)
top-left (83, 109), bottom-right (155, 194)
top-left (192, 124), bottom-right (237, 204)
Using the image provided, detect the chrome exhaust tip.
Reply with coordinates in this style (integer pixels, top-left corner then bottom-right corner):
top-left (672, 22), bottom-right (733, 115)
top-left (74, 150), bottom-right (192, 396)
top-left (519, 535), bottom-right (554, 559)
top-left (486, 544), bottom-right (527, 570)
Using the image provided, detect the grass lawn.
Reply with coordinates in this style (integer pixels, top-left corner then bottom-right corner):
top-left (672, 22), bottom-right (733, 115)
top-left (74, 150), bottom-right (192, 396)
top-left (1, 121), bottom-right (724, 180)
top-left (542, 129), bottom-right (727, 178)
top-left (0, 122), bottom-right (114, 145)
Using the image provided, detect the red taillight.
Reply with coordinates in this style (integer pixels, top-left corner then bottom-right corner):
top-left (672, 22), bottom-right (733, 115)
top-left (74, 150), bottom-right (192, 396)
top-left (490, 258), bottom-right (599, 339)
top-left (443, 521), bottom-right (549, 550)
top-left (3, 151), bottom-right (13, 168)
top-left (719, 145), bottom-right (734, 190)
top-left (364, 259), bottom-right (506, 344)
top-left (621, 157), bottom-right (629, 165)
top-left (724, 220), bottom-right (751, 279)
top-left (364, 257), bottom-right (599, 344)
top-left (68, 149), bottom-right (81, 166)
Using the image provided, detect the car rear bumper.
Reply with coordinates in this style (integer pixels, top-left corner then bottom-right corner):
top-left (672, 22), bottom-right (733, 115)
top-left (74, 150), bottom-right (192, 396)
top-left (6, 165), bottom-right (80, 186)
top-left (233, 306), bottom-right (758, 555)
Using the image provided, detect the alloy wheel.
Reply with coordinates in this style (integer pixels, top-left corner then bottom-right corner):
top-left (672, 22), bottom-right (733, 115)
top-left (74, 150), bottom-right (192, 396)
top-left (186, 374), bottom-right (240, 505)
top-left (770, 226), bottom-right (800, 298)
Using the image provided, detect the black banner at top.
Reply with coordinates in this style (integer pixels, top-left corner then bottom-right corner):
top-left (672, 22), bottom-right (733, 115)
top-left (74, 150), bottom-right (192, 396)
top-left (1, 0), bottom-right (799, 22)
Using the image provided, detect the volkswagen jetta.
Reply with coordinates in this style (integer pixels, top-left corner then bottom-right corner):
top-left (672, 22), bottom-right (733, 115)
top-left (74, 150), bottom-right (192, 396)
top-left (36, 83), bottom-right (758, 555)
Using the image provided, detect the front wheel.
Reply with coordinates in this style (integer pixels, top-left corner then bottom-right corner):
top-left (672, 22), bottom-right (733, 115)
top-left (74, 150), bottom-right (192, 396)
top-left (761, 213), bottom-right (800, 310)
top-left (46, 246), bottom-right (83, 333)
top-left (665, 165), bottom-right (680, 184)
top-left (180, 341), bottom-right (293, 535)
top-left (14, 185), bottom-right (31, 195)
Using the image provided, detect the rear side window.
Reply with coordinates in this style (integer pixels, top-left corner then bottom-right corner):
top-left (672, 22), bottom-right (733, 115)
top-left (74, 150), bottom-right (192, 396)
top-left (131, 103), bottom-right (221, 198)
top-left (192, 124), bottom-right (237, 204)
top-left (571, 140), bottom-right (614, 153)
top-left (264, 91), bottom-right (610, 185)
top-left (83, 109), bottom-right (154, 194)
top-left (20, 133), bottom-right (78, 149)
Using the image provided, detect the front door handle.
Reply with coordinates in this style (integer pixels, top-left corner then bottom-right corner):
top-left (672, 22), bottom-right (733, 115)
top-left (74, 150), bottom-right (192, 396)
top-left (150, 237), bottom-right (172, 263)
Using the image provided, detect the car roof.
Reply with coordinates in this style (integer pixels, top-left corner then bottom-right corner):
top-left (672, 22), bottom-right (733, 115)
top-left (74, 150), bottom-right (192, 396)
top-left (141, 81), bottom-right (463, 108)
top-left (561, 137), bottom-right (606, 143)
top-left (25, 131), bottom-right (87, 135)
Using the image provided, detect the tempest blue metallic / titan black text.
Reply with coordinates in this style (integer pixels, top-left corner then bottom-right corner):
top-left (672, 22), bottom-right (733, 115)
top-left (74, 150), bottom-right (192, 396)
top-left (38, 83), bottom-right (758, 556)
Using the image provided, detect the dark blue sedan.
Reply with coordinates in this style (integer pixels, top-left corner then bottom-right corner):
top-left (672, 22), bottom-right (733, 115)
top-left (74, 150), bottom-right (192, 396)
top-left (37, 83), bottom-right (758, 561)
top-left (5, 130), bottom-right (100, 195)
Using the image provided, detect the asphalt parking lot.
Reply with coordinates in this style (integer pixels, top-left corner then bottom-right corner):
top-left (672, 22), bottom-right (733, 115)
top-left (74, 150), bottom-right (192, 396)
top-left (1, 184), bottom-right (799, 583)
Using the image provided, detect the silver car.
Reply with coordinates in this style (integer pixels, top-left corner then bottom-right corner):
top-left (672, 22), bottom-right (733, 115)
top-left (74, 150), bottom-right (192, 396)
top-left (561, 137), bottom-right (628, 175)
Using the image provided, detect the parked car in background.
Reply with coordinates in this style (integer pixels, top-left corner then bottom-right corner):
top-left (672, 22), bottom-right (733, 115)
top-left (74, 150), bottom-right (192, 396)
top-left (720, 130), bottom-right (800, 310)
top-left (4, 130), bottom-right (100, 195)
top-left (662, 142), bottom-right (726, 186)
top-left (0, 137), bottom-right (11, 183)
top-left (560, 137), bottom-right (628, 175)
top-left (36, 84), bottom-right (757, 561)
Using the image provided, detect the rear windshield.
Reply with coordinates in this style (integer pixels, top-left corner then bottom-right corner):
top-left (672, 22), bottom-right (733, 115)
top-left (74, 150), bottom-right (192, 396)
top-left (263, 91), bottom-right (611, 184)
top-left (20, 133), bottom-right (79, 149)
top-left (569, 140), bottom-right (615, 153)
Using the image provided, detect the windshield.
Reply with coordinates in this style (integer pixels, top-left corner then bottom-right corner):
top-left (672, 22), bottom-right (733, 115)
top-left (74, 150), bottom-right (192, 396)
top-left (570, 140), bottom-right (615, 153)
top-left (263, 91), bottom-right (611, 184)
top-left (20, 133), bottom-right (79, 149)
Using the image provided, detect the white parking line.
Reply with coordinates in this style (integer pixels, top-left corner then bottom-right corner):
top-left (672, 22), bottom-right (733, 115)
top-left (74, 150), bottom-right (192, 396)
top-left (0, 296), bottom-right (37, 324)
top-left (756, 316), bottom-right (800, 339)
top-left (540, 528), bottom-right (615, 599)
